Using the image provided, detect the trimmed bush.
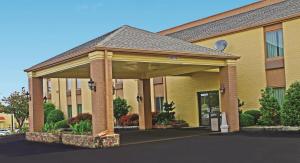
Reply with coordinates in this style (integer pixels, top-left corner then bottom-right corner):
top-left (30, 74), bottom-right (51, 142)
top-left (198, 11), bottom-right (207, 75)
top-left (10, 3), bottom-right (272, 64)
top-left (47, 109), bottom-right (65, 124)
top-left (119, 114), bottom-right (139, 126)
top-left (240, 113), bottom-right (255, 127)
top-left (244, 110), bottom-right (261, 124)
top-left (44, 102), bottom-right (56, 122)
top-left (70, 120), bottom-right (92, 135)
top-left (113, 98), bottom-right (131, 122)
top-left (281, 82), bottom-right (300, 126)
top-left (68, 113), bottom-right (92, 125)
top-left (42, 123), bottom-right (56, 133)
top-left (152, 112), bottom-right (159, 125)
top-left (258, 88), bottom-right (281, 126)
top-left (54, 119), bottom-right (69, 129)
top-left (156, 101), bottom-right (176, 125)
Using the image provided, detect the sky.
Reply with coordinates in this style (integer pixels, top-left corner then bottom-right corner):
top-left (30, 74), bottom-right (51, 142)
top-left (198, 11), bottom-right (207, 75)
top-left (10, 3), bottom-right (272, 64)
top-left (0, 0), bottom-right (256, 99)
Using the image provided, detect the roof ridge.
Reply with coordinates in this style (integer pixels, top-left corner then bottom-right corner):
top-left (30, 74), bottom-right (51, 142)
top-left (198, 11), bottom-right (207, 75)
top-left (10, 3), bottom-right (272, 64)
top-left (96, 25), bottom-right (128, 46)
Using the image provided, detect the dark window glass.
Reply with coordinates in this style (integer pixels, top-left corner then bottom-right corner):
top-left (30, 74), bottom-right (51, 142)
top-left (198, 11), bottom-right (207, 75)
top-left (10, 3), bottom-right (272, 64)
top-left (155, 97), bottom-right (164, 112)
top-left (77, 104), bottom-right (82, 115)
top-left (67, 105), bottom-right (72, 118)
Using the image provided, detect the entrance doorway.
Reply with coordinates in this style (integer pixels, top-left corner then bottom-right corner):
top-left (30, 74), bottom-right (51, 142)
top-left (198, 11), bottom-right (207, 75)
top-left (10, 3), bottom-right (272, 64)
top-left (197, 91), bottom-right (220, 127)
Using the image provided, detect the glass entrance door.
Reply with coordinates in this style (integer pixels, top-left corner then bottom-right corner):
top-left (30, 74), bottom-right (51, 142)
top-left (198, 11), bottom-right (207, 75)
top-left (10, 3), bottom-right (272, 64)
top-left (197, 91), bottom-right (220, 127)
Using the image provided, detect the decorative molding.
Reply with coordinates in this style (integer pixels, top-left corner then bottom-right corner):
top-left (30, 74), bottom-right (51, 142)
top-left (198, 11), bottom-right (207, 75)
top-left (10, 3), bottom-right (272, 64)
top-left (88, 51), bottom-right (105, 61)
top-left (226, 59), bottom-right (237, 66)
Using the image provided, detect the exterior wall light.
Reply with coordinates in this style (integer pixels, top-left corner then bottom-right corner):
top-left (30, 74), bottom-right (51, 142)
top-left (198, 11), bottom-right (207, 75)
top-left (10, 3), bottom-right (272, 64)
top-left (25, 92), bottom-right (31, 101)
top-left (112, 86), bottom-right (116, 95)
top-left (88, 79), bottom-right (96, 92)
top-left (220, 84), bottom-right (226, 94)
top-left (136, 95), bottom-right (143, 103)
top-left (43, 96), bottom-right (48, 103)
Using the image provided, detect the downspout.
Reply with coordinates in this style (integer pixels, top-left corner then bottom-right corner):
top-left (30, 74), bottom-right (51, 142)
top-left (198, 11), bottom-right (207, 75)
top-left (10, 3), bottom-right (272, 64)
top-left (164, 76), bottom-right (168, 103)
top-left (58, 79), bottom-right (61, 109)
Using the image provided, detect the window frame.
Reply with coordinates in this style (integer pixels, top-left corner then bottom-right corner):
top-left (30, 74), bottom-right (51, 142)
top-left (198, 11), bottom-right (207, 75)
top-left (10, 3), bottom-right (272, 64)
top-left (77, 104), bottom-right (83, 115)
top-left (76, 79), bottom-right (81, 90)
top-left (155, 97), bottom-right (164, 113)
top-left (264, 24), bottom-right (284, 59)
top-left (67, 105), bottom-right (73, 118)
top-left (66, 79), bottom-right (72, 91)
top-left (47, 79), bottom-right (52, 93)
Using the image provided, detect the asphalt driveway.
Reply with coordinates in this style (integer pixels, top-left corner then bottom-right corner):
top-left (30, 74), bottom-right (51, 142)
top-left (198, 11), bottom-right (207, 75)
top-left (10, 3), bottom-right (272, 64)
top-left (0, 130), bottom-right (299, 163)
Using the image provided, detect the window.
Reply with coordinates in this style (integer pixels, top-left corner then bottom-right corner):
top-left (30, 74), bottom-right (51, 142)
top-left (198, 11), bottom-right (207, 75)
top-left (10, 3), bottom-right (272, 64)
top-left (266, 29), bottom-right (284, 58)
top-left (77, 104), bottom-right (82, 115)
top-left (67, 105), bottom-right (72, 118)
top-left (47, 79), bottom-right (52, 93)
top-left (155, 97), bottom-right (164, 113)
top-left (272, 88), bottom-right (285, 106)
top-left (76, 79), bottom-right (81, 90)
top-left (67, 79), bottom-right (72, 91)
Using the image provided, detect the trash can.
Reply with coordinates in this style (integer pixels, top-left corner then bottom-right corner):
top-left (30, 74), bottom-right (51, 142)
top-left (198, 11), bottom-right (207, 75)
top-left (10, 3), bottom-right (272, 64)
top-left (210, 111), bottom-right (221, 132)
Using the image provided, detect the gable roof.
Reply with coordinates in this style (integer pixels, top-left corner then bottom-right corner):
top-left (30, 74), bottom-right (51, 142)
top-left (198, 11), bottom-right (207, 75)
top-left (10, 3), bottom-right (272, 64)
top-left (167, 0), bottom-right (300, 42)
top-left (26, 25), bottom-right (236, 72)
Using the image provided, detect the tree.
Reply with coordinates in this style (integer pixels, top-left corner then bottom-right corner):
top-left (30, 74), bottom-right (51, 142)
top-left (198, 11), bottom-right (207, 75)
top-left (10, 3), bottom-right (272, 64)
top-left (0, 102), bottom-right (4, 113)
top-left (2, 88), bottom-right (29, 128)
top-left (258, 88), bottom-right (281, 126)
top-left (113, 97), bottom-right (131, 122)
top-left (281, 81), bottom-right (300, 126)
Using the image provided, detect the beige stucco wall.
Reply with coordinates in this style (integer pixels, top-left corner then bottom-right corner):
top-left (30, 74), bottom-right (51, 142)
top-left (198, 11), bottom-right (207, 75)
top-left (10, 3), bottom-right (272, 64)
top-left (283, 19), bottom-right (300, 87)
top-left (166, 72), bottom-right (220, 127)
top-left (123, 79), bottom-right (139, 114)
top-left (196, 28), bottom-right (267, 110)
top-left (81, 79), bottom-right (92, 114)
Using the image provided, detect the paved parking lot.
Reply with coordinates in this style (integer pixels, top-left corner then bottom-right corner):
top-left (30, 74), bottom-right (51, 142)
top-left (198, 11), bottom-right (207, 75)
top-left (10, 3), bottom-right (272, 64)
top-left (0, 130), bottom-right (299, 163)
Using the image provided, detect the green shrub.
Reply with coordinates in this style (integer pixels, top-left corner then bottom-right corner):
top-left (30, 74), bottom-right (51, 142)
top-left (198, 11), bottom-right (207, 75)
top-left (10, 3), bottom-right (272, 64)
top-left (258, 88), bottom-right (281, 126)
top-left (244, 110), bottom-right (261, 124)
top-left (119, 114), bottom-right (139, 126)
top-left (113, 97), bottom-right (131, 121)
top-left (42, 123), bottom-right (56, 133)
top-left (156, 101), bottom-right (176, 125)
top-left (18, 126), bottom-right (29, 133)
top-left (68, 113), bottom-right (92, 125)
top-left (46, 109), bottom-right (65, 124)
top-left (281, 82), bottom-right (300, 126)
top-left (44, 102), bottom-right (56, 122)
top-left (240, 113), bottom-right (255, 127)
top-left (70, 120), bottom-right (92, 135)
top-left (54, 120), bottom-right (69, 129)
top-left (152, 112), bottom-right (159, 125)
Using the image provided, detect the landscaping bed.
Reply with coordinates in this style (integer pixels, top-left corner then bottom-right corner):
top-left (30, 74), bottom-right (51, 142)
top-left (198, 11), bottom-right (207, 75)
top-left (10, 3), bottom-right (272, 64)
top-left (26, 132), bottom-right (120, 148)
top-left (241, 126), bottom-right (300, 132)
top-left (62, 133), bottom-right (120, 148)
top-left (26, 132), bottom-right (61, 143)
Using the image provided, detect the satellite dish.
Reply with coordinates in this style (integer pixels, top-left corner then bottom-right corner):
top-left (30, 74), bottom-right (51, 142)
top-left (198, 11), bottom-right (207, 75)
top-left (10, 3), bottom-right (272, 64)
top-left (214, 40), bottom-right (228, 52)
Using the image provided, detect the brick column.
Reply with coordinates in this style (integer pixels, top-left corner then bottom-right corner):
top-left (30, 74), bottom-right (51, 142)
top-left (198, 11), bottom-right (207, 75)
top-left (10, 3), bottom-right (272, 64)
top-left (28, 77), bottom-right (44, 132)
top-left (220, 61), bottom-right (240, 132)
top-left (138, 79), bottom-right (152, 130)
top-left (89, 51), bottom-right (114, 136)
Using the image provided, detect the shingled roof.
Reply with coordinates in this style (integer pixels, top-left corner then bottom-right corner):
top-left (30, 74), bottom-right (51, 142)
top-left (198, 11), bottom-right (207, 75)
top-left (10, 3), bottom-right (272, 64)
top-left (167, 0), bottom-right (300, 42)
top-left (26, 25), bottom-right (234, 72)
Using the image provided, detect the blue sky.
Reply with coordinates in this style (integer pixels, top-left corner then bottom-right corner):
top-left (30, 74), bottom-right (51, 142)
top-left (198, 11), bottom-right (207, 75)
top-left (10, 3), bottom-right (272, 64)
top-left (0, 0), bottom-right (255, 98)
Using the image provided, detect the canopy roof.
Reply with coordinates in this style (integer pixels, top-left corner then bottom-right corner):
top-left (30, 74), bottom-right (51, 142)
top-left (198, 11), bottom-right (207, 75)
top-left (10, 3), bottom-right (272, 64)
top-left (26, 25), bottom-right (237, 72)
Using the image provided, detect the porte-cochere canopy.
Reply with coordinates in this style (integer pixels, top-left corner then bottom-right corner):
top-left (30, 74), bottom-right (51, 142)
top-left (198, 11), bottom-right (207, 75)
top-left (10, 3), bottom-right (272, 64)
top-left (25, 25), bottom-right (240, 136)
